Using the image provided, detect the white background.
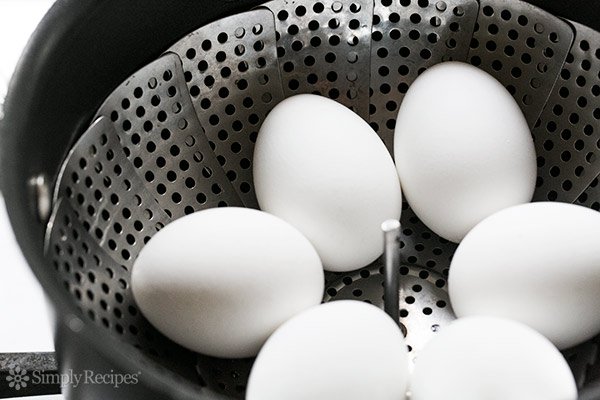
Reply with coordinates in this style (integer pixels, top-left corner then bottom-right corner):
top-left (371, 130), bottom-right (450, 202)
top-left (1, 1), bottom-right (62, 399)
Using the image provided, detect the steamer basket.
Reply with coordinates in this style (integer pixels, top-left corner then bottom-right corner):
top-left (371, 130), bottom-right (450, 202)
top-left (2, 0), bottom-right (600, 399)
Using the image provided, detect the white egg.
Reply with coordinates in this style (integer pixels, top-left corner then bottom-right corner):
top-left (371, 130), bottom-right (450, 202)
top-left (254, 94), bottom-right (402, 272)
top-left (411, 316), bottom-right (577, 400)
top-left (449, 202), bottom-right (600, 349)
top-left (394, 61), bottom-right (536, 243)
top-left (247, 301), bottom-right (409, 400)
top-left (131, 207), bottom-right (324, 358)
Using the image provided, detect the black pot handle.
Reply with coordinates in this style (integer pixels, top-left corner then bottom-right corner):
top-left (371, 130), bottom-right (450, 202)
top-left (2, 351), bottom-right (600, 398)
top-left (0, 352), bottom-right (60, 398)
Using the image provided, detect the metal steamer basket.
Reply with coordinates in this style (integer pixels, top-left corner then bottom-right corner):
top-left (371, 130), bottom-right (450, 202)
top-left (2, 0), bottom-right (600, 399)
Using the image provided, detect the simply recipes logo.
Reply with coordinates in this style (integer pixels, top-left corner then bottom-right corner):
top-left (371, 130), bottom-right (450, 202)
top-left (5, 365), bottom-right (29, 391)
top-left (5, 365), bottom-right (141, 391)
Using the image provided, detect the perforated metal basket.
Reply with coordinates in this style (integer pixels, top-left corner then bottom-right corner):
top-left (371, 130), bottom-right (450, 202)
top-left (3, 0), bottom-right (600, 399)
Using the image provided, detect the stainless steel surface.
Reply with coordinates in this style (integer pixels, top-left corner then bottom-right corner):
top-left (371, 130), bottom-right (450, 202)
top-left (52, 117), bottom-right (172, 270)
top-left (564, 337), bottom-right (600, 389)
top-left (382, 219), bottom-right (401, 325)
top-left (262, 0), bottom-right (373, 120)
top-left (324, 263), bottom-right (456, 365)
top-left (195, 355), bottom-right (254, 398)
top-left (468, 0), bottom-right (574, 128)
top-left (399, 203), bottom-right (457, 277)
top-left (369, 0), bottom-right (478, 153)
top-left (94, 53), bottom-right (243, 219)
top-left (533, 21), bottom-right (600, 204)
top-left (28, 174), bottom-right (51, 222)
top-left (44, 199), bottom-right (182, 360)
top-left (41, 1), bottom-right (600, 397)
top-left (168, 9), bottom-right (285, 209)
top-left (577, 176), bottom-right (600, 211)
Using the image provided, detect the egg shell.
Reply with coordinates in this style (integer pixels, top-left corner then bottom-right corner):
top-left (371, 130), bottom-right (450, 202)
top-left (246, 300), bottom-right (409, 400)
top-left (254, 94), bottom-right (402, 272)
top-left (411, 316), bottom-right (577, 400)
top-left (394, 61), bottom-right (536, 243)
top-left (131, 207), bottom-right (324, 358)
top-left (449, 202), bottom-right (600, 349)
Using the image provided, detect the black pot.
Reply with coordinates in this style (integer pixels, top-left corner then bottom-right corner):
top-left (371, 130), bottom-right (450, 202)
top-left (1, 0), bottom-right (600, 399)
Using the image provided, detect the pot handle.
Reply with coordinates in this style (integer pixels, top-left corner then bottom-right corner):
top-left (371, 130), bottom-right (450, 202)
top-left (0, 352), bottom-right (60, 398)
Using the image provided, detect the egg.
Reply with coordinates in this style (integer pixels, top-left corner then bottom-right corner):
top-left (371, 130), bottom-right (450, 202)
top-left (411, 316), bottom-right (577, 400)
top-left (247, 301), bottom-right (409, 400)
top-left (449, 202), bottom-right (600, 349)
top-left (394, 62), bottom-right (536, 243)
top-left (254, 94), bottom-right (402, 272)
top-left (131, 207), bottom-right (324, 358)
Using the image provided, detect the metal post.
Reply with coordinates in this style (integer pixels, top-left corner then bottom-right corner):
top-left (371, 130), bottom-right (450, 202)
top-left (382, 219), bottom-right (401, 326)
